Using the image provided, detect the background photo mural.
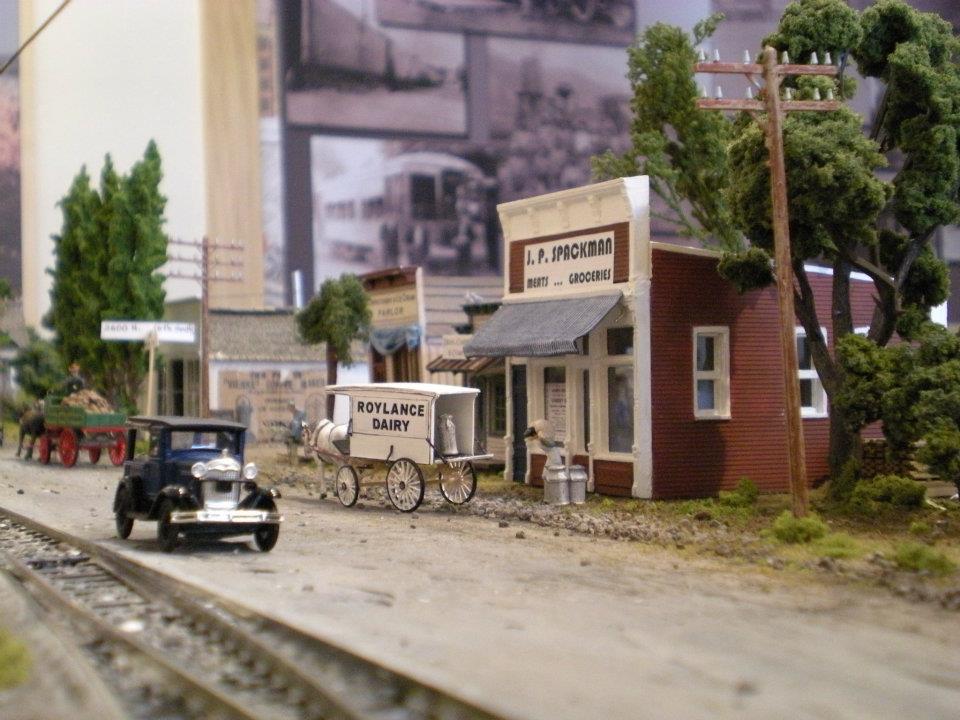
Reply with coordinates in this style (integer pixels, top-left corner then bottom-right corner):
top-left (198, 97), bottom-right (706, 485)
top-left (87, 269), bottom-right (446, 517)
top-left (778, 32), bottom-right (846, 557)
top-left (273, 0), bottom-right (637, 301)
top-left (0, 1), bottom-right (20, 296)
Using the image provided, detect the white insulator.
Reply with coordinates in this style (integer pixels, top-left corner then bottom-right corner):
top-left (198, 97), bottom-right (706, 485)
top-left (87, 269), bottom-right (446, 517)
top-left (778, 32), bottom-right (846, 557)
top-left (713, 48), bottom-right (721, 62)
top-left (824, 51), bottom-right (833, 65)
top-left (810, 51), bottom-right (819, 65)
top-left (781, 50), bottom-right (790, 64)
top-left (698, 48), bottom-right (706, 63)
top-left (743, 49), bottom-right (752, 63)
top-left (826, 88), bottom-right (835, 101)
top-left (746, 86), bottom-right (754, 99)
top-left (715, 85), bottom-right (724, 99)
top-left (700, 84), bottom-right (708, 98)
top-left (784, 87), bottom-right (793, 101)
top-left (813, 87), bottom-right (821, 101)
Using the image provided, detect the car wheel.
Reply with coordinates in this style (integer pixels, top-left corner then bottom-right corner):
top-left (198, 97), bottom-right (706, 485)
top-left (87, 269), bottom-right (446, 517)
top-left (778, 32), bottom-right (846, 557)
top-left (115, 486), bottom-right (134, 539)
top-left (254, 523), bottom-right (280, 552)
top-left (156, 499), bottom-right (179, 553)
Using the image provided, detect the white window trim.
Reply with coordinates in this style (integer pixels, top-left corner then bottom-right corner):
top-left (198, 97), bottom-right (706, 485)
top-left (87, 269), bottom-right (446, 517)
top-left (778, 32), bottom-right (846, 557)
top-left (796, 327), bottom-right (828, 418)
top-left (692, 326), bottom-right (731, 420)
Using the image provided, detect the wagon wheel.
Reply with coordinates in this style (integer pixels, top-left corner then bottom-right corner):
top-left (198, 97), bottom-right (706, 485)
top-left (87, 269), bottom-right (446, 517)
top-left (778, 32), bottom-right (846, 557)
top-left (109, 432), bottom-right (127, 466)
top-left (385, 458), bottom-right (425, 513)
top-left (59, 428), bottom-right (79, 468)
top-left (335, 465), bottom-right (360, 508)
top-left (438, 460), bottom-right (477, 505)
top-left (88, 447), bottom-right (102, 464)
top-left (38, 435), bottom-right (51, 465)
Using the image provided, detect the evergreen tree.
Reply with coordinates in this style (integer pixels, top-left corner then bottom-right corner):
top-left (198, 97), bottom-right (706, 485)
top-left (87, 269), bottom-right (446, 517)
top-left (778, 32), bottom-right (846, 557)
top-left (11, 330), bottom-right (63, 400)
top-left (594, 0), bottom-right (958, 478)
top-left (45, 142), bottom-right (168, 411)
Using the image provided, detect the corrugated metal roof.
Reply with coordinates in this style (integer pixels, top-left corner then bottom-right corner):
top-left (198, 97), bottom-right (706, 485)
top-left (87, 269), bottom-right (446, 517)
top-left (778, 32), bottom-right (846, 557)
top-left (208, 309), bottom-right (326, 362)
top-left (426, 355), bottom-right (498, 374)
top-left (465, 292), bottom-right (622, 357)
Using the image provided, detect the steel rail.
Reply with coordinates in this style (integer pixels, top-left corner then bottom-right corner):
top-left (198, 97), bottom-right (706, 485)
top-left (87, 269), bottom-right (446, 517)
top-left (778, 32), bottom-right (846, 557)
top-left (0, 505), bottom-right (501, 720)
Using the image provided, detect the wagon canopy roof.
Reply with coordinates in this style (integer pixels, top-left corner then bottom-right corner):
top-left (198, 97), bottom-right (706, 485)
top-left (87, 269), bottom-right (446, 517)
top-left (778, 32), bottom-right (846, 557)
top-left (127, 415), bottom-right (248, 431)
top-left (325, 382), bottom-right (480, 398)
top-left (463, 291), bottom-right (622, 357)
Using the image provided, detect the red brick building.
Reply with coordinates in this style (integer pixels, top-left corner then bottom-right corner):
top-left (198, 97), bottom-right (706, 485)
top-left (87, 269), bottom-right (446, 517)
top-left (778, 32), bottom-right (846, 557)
top-left (465, 177), bottom-right (876, 499)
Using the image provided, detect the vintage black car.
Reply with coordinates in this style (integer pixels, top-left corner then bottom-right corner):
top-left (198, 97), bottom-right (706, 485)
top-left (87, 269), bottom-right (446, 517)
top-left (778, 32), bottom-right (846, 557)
top-left (113, 416), bottom-right (282, 552)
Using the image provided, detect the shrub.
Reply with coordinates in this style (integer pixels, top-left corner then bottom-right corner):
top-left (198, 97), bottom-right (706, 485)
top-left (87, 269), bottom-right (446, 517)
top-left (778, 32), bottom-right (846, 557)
top-left (718, 477), bottom-right (759, 507)
top-left (893, 542), bottom-right (956, 576)
top-left (909, 520), bottom-right (932, 536)
top-left (828, 457), bottom-right (861, 502)
top-left (770, 511), bottom-right (828, 544)
top-left (848, 474), bottom-right (925, 515)
top-left (813, 533), bottom-right (861, 559)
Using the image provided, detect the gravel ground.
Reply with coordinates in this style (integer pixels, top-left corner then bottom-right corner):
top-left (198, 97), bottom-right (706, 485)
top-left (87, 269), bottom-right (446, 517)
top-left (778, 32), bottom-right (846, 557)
top-left (1, 448), bottom-right (959, 720)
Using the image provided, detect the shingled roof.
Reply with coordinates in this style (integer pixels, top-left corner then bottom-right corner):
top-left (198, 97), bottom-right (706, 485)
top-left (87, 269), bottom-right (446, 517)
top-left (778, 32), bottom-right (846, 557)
top-left (208, 308), bottom-right (326, 362)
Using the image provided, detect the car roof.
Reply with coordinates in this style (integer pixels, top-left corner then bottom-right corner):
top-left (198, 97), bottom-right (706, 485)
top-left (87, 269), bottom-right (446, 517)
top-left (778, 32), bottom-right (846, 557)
top-left (127, 415), bottom-right (248, 431)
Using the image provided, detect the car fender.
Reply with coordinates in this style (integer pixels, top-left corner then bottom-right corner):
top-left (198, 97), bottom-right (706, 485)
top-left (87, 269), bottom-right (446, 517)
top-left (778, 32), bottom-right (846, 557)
top-left (150, 485), bottom-right (199, 517)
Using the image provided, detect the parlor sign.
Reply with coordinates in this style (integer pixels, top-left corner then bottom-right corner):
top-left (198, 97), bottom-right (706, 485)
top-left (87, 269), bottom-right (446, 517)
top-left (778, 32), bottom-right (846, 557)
top-left (521, 230), bottom-right (615, 296)
top-left (368, 286), bottom-right (419, 328)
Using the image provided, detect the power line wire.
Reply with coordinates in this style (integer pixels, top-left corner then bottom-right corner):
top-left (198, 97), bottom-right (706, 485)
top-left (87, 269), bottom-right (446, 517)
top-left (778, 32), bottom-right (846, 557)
top-left (0, 0), bottom-right (73, 77)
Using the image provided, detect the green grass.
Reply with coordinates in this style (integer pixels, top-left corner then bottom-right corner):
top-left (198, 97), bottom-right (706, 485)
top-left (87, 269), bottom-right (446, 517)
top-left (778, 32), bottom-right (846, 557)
top-left (893, 542), bottom-right (957, 576)
top-left (0, 629), bottom-right (31, 689)
top-left (811, 532), bottom-right (862, 559)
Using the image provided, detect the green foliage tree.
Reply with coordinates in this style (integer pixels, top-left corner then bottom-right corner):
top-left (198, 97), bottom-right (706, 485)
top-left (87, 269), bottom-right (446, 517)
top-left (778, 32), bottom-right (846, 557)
top-left (296, 274), bottom-right (371, 388)
top-left (594, 0), bottom-right (958, 477)
top-left (0, 278), bottom-right (10, 347)
top-left (11, 329), bottom-right (63, 400)
top-left (44, 141), bottom-right (168, 411)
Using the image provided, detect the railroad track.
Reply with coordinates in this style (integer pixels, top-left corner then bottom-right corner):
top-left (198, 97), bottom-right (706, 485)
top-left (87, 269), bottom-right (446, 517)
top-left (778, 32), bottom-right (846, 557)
top-left (0, 506), bottom-right (500, 720)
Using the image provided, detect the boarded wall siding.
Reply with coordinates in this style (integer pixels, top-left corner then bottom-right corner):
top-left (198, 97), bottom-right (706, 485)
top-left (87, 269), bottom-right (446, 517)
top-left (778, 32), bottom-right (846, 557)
top-left (648, 249), bottom-right (876, 499)
top-left (530, 453), bottom-right (545, 487)
top-left (508, 223), bottom-right (629, 294)
top-left (593, 460), bottom-right (633, 497)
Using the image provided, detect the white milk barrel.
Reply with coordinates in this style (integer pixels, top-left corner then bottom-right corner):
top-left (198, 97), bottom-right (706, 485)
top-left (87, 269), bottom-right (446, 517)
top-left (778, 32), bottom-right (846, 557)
top-left (543, 465), bottom-right (571, 505)
top-left (436, 413), bottom-right (459, 456)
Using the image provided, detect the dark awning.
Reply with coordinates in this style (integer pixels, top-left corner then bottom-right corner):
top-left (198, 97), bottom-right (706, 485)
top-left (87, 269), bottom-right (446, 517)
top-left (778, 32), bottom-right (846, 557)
top-left (463, 292), bottom-right (622, 357)
top-left (426, 356), bottom-right (499, 374)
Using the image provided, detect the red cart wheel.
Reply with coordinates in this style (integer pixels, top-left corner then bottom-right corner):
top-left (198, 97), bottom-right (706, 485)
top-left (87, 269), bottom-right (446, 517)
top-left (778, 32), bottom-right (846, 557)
top-left (109, 432), bottom-right (127, 466)
top-left (59, 428), bottom-right (79, 467)
top-left (38, 435), bottom-right (51, 464)
top-left (88, 447), bottom-right (102, 464)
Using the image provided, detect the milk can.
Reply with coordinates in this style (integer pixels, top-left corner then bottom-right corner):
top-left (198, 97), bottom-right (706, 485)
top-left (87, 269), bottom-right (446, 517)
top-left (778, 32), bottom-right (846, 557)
top-left (543, 465), bottom-right (571, 505)
top-left (437, 413), bottom-right (459, 456)
top-left (568, 465), bottom-right (587, 504)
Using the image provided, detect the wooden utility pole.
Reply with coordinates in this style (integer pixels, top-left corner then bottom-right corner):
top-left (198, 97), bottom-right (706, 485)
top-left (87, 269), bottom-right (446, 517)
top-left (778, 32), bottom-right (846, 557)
top-left (696, 46), bottom-right (840, 517)
top-left (166, 238), bottom-right (244, 417)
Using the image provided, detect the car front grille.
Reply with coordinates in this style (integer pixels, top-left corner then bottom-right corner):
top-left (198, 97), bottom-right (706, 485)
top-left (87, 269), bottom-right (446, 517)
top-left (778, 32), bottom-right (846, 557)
top-left (204, 469), bottom-right (240, 482)
top-left (202, 479), bottom-right (240, 509)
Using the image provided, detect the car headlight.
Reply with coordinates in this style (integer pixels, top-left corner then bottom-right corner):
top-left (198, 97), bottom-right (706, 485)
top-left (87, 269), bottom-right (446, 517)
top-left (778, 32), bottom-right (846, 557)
top-left (242, 462), bottom-right (258, 480)
top-left (191, 462), bottom-right (206, 479)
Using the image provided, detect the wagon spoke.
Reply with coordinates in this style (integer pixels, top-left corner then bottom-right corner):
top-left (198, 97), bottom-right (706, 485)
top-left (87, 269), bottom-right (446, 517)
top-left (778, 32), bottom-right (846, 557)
top-left (385, 458), bottom-right (424, 513)
top-left (439, 460), bottom-right (477, 505)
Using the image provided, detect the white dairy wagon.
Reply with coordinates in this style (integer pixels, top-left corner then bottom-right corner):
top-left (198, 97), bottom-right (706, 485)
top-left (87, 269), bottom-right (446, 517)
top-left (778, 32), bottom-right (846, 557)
top-left (309, 383), bottom-right (493, 512)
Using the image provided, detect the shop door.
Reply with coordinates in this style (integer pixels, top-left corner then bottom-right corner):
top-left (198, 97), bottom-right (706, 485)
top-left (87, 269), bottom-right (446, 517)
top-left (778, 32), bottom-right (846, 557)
top-left (511, 365), bottom-right (527, 482)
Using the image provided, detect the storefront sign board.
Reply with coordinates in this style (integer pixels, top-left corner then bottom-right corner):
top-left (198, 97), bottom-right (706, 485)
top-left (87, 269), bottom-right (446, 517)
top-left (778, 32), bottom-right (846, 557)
top-left (101, 320), bottom-right (196, 344)
top-left (217, 369), bottom-right (327, 441)
top-left (441, 334), bottom-right (470, 360)
top-left (369, 286), bottom-right (419, 328)
top-left (520, 230), bottom-right (616, 297)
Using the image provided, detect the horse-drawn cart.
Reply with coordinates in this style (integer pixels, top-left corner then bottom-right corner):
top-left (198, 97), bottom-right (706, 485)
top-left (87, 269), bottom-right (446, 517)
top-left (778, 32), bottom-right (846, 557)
top-left (38, 401), bottom-right (127, 467)
top-left (309, 383), bottom-right (492, 512)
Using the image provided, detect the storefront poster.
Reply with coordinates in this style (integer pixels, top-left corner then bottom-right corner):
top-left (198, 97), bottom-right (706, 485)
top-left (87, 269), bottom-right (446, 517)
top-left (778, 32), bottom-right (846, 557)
top-left (369, 285), bottom-right (419, 328)
top-left (217, 369), bottom-right (327, 441)
top-left (545, 382), bottom-right (567, 440)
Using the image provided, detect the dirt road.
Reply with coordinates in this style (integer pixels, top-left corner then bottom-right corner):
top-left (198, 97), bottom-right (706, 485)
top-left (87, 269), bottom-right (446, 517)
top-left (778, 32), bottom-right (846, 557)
top-left (0, 449), bottom-right (957, 720)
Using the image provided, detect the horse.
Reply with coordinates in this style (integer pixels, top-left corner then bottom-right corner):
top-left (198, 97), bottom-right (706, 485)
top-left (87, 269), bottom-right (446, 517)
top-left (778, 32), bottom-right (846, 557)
top-left (16, 408), bottom-right (45, 460)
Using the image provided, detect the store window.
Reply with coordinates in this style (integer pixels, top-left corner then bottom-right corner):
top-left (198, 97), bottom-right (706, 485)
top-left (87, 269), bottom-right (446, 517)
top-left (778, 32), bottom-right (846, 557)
top-left (489, 375), bottom-right (506, 434)
top-left (693, 327), bottom-right (730, 419)
top-left (607, 366), bottom-right (633, 453)
top-left (797, 328), bottom-right (827, 417)
top-left (582, 369), bottom-right (590, 447)
top-left (544, 367), bottom-right (566, 437)
top-left (607, 327), bottom-right (633, 355)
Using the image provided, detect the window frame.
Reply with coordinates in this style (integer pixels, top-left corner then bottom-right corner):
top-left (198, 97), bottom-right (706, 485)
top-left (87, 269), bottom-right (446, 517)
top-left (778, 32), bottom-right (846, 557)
top-left (796, 327), bottom-right (828, 418)
top-left (692, 326), bottom-right (731, 420)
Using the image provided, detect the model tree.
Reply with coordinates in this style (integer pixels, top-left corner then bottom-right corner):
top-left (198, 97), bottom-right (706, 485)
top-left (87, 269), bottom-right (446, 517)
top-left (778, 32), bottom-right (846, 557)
top-left (296, 274), bottom-right (371, 391)
top-left (11, 330), bottom-right (63, 399)
top-left (45, 141), bottom-right (168, 411)
top-left (594, 0), bottom-right (958, 478)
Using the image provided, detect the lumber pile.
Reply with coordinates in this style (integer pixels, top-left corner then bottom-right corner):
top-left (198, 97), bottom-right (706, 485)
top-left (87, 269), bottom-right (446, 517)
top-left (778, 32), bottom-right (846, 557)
top-left (61, 389), bottom-right (115, 413)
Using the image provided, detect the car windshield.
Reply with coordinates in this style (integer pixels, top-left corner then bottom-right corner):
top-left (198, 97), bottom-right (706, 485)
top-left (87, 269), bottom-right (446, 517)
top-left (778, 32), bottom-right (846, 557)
top-left (170, 430), bottom-right (239, 454)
